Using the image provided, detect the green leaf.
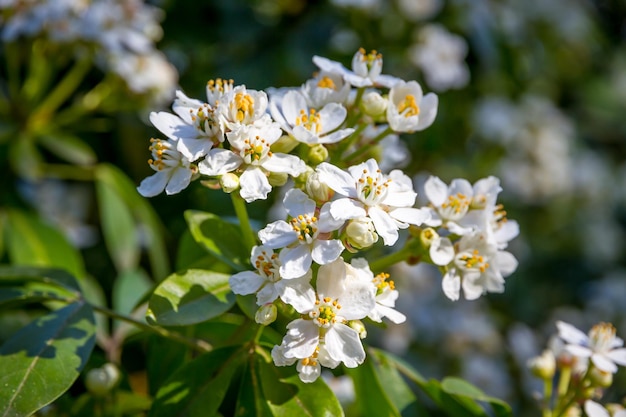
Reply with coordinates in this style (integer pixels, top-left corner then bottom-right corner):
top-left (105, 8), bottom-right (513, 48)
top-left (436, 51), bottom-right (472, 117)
top-left (0, 266), bottom-right (81, 292)
top-left (346, 353), bottom-right (402, 417)
top-left (0, 301), bottom-right (97, 417)
top-left (0, 266), bottom-right (82, 308)
top-left (113, 269), bottom-right (153, 317)
top-left (235, 356), bottom-right (273, 417)
top-left (149, 346), bottom-right (245, 417)
top-left (10, 138), bottom-right (43, 180)
top-left (184, 210), bottom-right (249, 272)
top-left (37, 133), bottom-right (97, 166)
top-left (256, 348), bottom-right (345, 417)
top-left (441, 377), bottom-right (512, 417)
top-left (146, 269), bottom-right (235, 326)
top-left (4, 210), bottom-right (85, 279)
top-left (96, 176), bottom-right (140, 273)
top-left (95, 164), bottom-right (170, 280)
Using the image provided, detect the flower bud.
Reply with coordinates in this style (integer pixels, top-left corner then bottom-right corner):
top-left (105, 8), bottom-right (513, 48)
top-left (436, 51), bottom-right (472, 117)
top-left (305, 170), bottom-right (334, 203)
top-left (527, 349), bottom-right (556, 380)
top-left (308, 144), bottom-right (329, 165)
top-left (219, 173), bottom-right (240, 193)
top-left (255, 304), bottom-right (277, 326)
top-left (589, 366), bottom-right (613, 388)
top-left (349, 320), bottom-right (367, 339)
top-left (344, 217), bottom-right (378, 252)
top-left (268, 172), bottom-right (289, 187)
top-left (360, 91), bottom-right (388, 118)
top-left (85, 363), bottom-right (121, 397)
top-left (271, 134), bottom-right (299, 154)
top-left (419, 227), bottom-right (438, 248)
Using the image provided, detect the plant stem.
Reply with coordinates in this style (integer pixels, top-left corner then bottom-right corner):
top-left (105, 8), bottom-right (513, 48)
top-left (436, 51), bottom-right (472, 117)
top-left (231, 192), bottom-right (257, 253)
top-left (344, 125), bottom-right (394, 163)
top-left (91, 304), bottom-right (212, 353)
top-left (369, 245), bottom-right (414, 272)
top-left (542, 377), bottom-right (553, 417)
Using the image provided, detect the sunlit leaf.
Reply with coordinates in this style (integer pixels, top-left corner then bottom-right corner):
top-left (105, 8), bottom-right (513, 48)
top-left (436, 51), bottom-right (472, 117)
top-left (0, 301), bottom-right (96, 417)
top-left (149, 346), bottom-right (245, 417)
top-left (146, 269), bottom-right (235, 326)
top-left (184, 210), bottom-right (249, 272)
top-left (441, 377), bottom-right (512, 417)
top-left (346, 353), bottom-right (402, 417)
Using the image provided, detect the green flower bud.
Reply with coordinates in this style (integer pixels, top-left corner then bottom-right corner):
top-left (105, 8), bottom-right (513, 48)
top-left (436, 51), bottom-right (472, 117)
top-left (308, 144), bottom-right (329, 165)
top-left (255, 304), bottom-right (277, 326)
top-left (527, 349), bottom-right (556, 380)
top-left (305, 170), bottom-right (334, 203)
top-left (219, 173), bottom-right (240, 193)
top-left (589, 366), bottom-right (613, 388)
top-left (271, 134), bottom-right (299, 154)
top-left (360, 91), bottom-right (388, 118)
top-left (85, 363), bottom-right (121, 397)
top-left (349, 320), bottom-right (367, 339)
top-left (344, 217), bottom-right (378, 252)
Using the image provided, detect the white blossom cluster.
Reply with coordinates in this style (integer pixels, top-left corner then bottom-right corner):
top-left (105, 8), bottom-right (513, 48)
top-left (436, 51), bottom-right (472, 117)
top-left (137, 48), bottom-right (520, 382)
top-left (0, 0), bottom-right (177, 104)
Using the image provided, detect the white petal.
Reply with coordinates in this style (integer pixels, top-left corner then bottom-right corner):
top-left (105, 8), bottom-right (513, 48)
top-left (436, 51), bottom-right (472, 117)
top-left (279, 278), bottom-right (316, 314)
top-left (317, 128), bottom-right (355, 144)
top-left (229, 271), bottom-right (265, 295)
top-left (424, 176), bottom-right (448, 206)
top-left (373, 304), bottom-right (406, 324)
top-left (256, 283), bottom-right (279, 305)
top-left (389, 207), bottom-right (430, 226)
top-left (325, 324), bottom-right (365, 368)
top-left (369, 207), bottom-right (399, 246)
top-left (442, 270), bottom-right (461, 301)
top-left (584, 400), bottom-right (610, 417)
top-left (607, 348), bottom-right (626, 366)
top-left (272, 344), bottom-right (297, 367)
top-left (150, 111), bottom-right (197, 140)
top-left (137, 171), bottom-right (170, 197)
top-left (318, 102), bottom-right (347, 133)
top-left (462, 276), bottom-right (485, 300)
top-left (297, 360), bottom-right (321, 383)
top-left (564, 344), bottom-right (593, 358)
top-left (317, 203), bottom-right (346, 232)
top-left (329, 198), bottom-right (366, 221)
top-left (165, 167), bottom-right (193, 195)
top-left (556, 321), bottom-right (589, 346)
top-left (316, 163), bottom-right (358, 197)
top-left (258, 220), bottom-right (297, 248)
top-left (283, 188), bottom-right (316, 218)
top-left (279, 245), bottom-right (313, 279)
top-left (591, 353), bottom-right (618, 373)
top-left (197, 149), bottom-right (242, 176)
top-left (176, 137), bottom-right (213, 161)
top-left (316, 258), bottom-right (346, 299)
top-left (311, 239), bottom-right (344, 265)
top-left (261, 153), bottom-right (307, 176)
top-left (494, 251), bottom-right (518, 276)
top-left (281, 90), bottom-right (307, 126)
top-left (430, 237), bottom-right (455, 266)
top-left (282, 319), bottom-right (319, 359)
top-left (415, 92), bottom-right (438, 131)
top-left (240, 168), bottom-right (272, 202)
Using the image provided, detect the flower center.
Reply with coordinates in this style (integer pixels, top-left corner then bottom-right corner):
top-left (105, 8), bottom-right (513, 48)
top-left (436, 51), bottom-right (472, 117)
top-left (440, 193), bottom-right (470, 220)
top-left (242, 135), bottom-right (272, 164)
top-left (147, 138), bottom-right (177, 171)
top-left (356, 168), bottom-right (390, 206)
top-left (253, 250), bottom-right (280, 282)
top-left (373, 272), bottom-right (395, 295)
top-left (397, 94), bottom-right (420, 118)
top-left (309, 297), bottom-right (341, 328)
top-left (233, 92), bottom-right (255, 122)
top-left (295, 108), bottom-right (322, 134)
top-left (457, 249), bottom-right (489, 273)
top-left (290, 214), bottom-right (318, 243)
top-left (589, 322), bottom-right (617, 352)
top-left (207, 78), bottom-right (234, 96)
top-left (317, 76), bottom-right (336, 90)
top-left (359, 47), bottom-right (382, 68)
top-left (189, 103), bottom-right (219, 136)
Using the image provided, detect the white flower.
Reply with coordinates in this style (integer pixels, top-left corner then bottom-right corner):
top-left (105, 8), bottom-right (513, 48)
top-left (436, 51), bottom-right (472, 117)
top-left (229, 245), bottom-right (314, 311)
top-left (408, 24), bottom-right (470, 92)
top-left (317, 158), bottom-right (430, 246)
top-left (258, 188), bottom-right (344, 279)
top-left (440, 231), bottom-right (518, 301)
top-left (422, 175), bottom-right (477, 235)
top-left (198, 119), bottom-right (306, 202)
top-left (270, 89), bottom-right (354, 145)
top-left (351, 258), bottom-right (406, 324)
top-left (216, 84), bottom-right (269, 132)
top-left (302, 70), bottom-right (351, 108)
top-left (313, 48), bottom-right (400, 88)
top-left (556, 321), bottom-right (626, 373)
top-left (386, 80), bottom-right (438, 133)
top-left (137, 138), bottom-right (195, 197)
top-left (272, 258), bottom-right (376, 379)
top-left (584, 400), bottom-right (626, 417)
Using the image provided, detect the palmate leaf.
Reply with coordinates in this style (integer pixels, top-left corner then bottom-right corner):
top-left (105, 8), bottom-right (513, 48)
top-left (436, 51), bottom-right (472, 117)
top-left (0, 301), bottom-right (96, 417)
top-left (146, 269), bottom-right (235, 326)
top-left (184, 210), bottom-right (249, 272)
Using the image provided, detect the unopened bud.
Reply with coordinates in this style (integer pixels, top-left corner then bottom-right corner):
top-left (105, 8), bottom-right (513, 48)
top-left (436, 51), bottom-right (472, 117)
top-left (420, 227), bottom-right (438, 248)
top-left (589, 366), bottom-right (613, 388)
top-left (360, 91), bottom-right (388, 118)
top-left (255, 304), bottom-right (277, 326)
top-left (219, 173), bottom-right (240, 193)
top-left (344, 217), bottom-right (378, 252)
top-left (305, 170), bottom-right (334, 203)
top-left (85, 363), bottom-right (120, 397)
top-left (349, 320), bottom-right (367, 339)
top-left (268, 172), bottom-right (289, 187)
top-left (271, 135), bottom-right (299, 154)
top-left (527, 349), bottom-right (556, 380)
top-left (308, 144), bottom-right (328, 165)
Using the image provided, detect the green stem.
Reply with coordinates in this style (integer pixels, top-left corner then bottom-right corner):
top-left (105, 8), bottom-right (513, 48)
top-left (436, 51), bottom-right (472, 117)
top-left (29, 55), bottom-right (92, 130)
top-left (91, 304), bottom-right (212, 353)
top-left (231, 192), bottom-right (257, 253)
top-left (344, 125), bottom-right (394, 163)
top-left (542, 377), bottom-right (553, 417)
top-left (369, 245), bottom-right (415, 273)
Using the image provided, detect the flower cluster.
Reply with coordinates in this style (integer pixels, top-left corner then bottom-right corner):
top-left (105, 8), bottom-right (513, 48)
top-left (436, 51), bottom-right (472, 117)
top-left (138, 48), bottom-right (519, 382)
top-left (527, 321), bottom-right (626, 416)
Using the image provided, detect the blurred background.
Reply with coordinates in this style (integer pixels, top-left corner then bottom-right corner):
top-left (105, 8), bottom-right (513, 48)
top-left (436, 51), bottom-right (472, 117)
top-left (1, 0), bottom-right (625, 415)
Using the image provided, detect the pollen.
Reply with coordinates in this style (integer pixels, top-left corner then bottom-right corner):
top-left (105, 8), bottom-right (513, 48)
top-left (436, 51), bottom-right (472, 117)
top-left (254, 250), bottom-right (279, 280)
top-left (589, 322), bottom-right (617, 351)
top-left (233, 92), bottom-right (255, 122)
top-left (294, 108), bottom-right (322, 134)
top-left (207, 78), bottom-right (234, 95)
top-left (309, 297), bottom-right (341, 327)
top-left (147, 138), bottom-right (173, 171)
top-left (459, 250), bottom-right (489, 272)
top-left (290, 214), bottom-right (318, 241)
top-left (373, 272), bottom-right (395, 292)
top-left (397, 94), bottom-right (420, 118)
top-left (317, 76), bottom-right (336, 90)
top-left (441, 193), bottom-right (470, 215)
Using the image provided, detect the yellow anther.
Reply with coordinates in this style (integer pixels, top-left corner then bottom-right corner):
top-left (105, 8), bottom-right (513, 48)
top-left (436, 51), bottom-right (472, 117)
top-left (397, 94), bottom-right (420, 117)
top-left (317, 76), bottom-right (336, 89)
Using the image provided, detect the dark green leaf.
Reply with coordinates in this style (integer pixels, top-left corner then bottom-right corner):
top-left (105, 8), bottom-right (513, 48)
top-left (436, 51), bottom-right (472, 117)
top-left (346, 353), bottom-right (401, 417)
top-left (37, 133), bottom-right (97, 166)
top-left (96, 177), bottom-right (140, 273)
top-left (149, 346), bottom-right (245, 417)
top-left (0, 301), bottom-right (97, 417)
top-left (235, 356), bottom-right (273, 417)
top-left (146, 269), bottom-right (235, 326)
top-left (441, 377), bottom-right (512, 417)
top-left (0, 266), bottom-right (81, 292)
top-left (10, 138), bottom-right (43, 180)
top-left (256, 347), bottom-right (345, 417)
top-left (184, 210), bottom-right (249, 272)
top-left (4, 210), bottom-right (85, 279)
